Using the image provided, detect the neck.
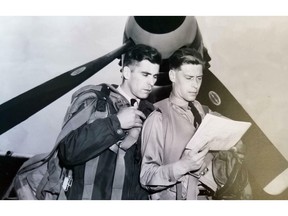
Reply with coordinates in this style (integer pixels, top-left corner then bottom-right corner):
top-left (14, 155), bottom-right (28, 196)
top-left (118, 84), bottom-right (141, 106)
top-left (170, 91), bottom-right (190, 107)
top-left (119, 83), bottom-right (134, 99)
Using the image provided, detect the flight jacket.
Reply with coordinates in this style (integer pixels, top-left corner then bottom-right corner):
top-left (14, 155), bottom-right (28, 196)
top-left (58, 83), bottom-right (154, 200)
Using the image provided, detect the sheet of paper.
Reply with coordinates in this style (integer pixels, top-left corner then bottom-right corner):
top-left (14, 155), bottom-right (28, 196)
top-left (186, 114), bottom-right (252, 151)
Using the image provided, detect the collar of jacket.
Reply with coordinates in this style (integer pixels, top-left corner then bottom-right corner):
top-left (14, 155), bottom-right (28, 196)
top-left (107, 84), bottom-right (154, 115)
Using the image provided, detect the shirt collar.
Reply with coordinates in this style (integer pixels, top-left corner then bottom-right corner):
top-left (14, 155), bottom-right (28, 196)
top-left (169, 93), bottom-right (190, 110)
top-left (117, 86), bottom-right (140, 106)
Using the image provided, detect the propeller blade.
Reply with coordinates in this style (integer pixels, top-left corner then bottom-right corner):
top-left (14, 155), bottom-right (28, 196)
top-left (0, 39), bottom-right (134, 135)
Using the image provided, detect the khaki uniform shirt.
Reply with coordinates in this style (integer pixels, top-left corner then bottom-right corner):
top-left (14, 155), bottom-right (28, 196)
top-left (140, 94), bottom-right (207, 200)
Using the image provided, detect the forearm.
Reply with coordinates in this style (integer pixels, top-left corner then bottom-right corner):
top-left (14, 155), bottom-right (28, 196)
top-left (140, 162), bottom-right (177, 191)
top-left (58, 114), bottom-right (125, 166)
top-left (140, 158), bottom-right (191, 192)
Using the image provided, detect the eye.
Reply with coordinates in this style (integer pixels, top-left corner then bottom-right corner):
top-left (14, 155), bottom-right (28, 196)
top-left (197, 76), bottom-right (203, 81)
top-left (153, 74), bottom-right (159, 79)
top-left (142, 72), bottom-right (149, 77)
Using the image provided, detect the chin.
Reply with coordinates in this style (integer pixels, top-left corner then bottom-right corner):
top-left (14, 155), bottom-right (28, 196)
top-left (187, 96), bottom-right (196, 102)
top-left (136, 93), bottom-right (148, 99)
top-left (140, 95), bottom-right (149, 99)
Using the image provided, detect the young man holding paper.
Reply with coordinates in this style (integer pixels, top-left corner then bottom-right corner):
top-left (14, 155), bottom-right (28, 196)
top-left (140, 47), bottom-right (250, 200)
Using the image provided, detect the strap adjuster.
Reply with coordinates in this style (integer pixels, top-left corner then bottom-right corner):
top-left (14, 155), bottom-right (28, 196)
top-left (116, 140), bottom-right (127, 152)
top-left (62, 175), bottom-right (73, 192)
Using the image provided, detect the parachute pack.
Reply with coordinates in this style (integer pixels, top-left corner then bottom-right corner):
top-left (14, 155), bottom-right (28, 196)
top-left (11, 84), bottom-right (111, 200)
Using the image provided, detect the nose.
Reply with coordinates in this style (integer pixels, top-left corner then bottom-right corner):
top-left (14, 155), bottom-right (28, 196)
top-left (191, 78), bottom-right (200, 89)
top-left (148, 76), bottom-right (156, 87)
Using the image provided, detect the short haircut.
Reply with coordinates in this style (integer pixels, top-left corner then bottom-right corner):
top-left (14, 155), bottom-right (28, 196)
top-left (122, 44), bottom-right (162, 67)
top-left (169, 47), bottom-right (205, 70)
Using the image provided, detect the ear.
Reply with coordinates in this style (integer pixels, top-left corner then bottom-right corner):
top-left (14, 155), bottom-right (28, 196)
top-left (169, 69), bottom-right (176, 83)
top-left (122, 66), bottom-right (131, 80)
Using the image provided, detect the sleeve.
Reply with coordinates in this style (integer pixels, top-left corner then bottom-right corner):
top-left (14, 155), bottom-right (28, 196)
top-left (140, 111), bottom-right (179, 192)
top-left (58, 111), bottom-right (126, 166)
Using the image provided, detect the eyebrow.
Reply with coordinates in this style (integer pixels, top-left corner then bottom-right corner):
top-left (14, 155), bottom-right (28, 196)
top-left (185, 74), bottom-right (203, 77)
top-left (141, 71), bottom-right (159, 76)
top-left (141, 71), bottom-right (153, 75)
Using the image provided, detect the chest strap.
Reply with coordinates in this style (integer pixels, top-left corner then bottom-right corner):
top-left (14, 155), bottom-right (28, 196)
top-left (111, 127), bottom-right (141, 200)
top-left (82, 157), bottom-right (100, 200)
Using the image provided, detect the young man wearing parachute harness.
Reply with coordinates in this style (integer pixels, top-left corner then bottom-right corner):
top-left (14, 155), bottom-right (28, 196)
top-left (57, 44), bottom-right (161, 200)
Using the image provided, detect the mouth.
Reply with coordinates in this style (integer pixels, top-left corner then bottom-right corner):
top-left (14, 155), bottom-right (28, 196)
top-left (189, 92), bottom-right (198, 95)
top-left (143, 89), bottom-right (152, 93)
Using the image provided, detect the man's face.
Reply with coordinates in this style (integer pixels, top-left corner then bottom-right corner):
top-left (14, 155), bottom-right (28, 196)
top-left (170, 63), bottom-right (203, 102)
top-left (126, 60), bottom-right (160, 99)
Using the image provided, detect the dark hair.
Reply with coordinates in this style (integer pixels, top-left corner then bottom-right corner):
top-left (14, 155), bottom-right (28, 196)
top-left (122, 44), bottom-right (162, 67)
top-left (169, 47), bottom-right (205, 70)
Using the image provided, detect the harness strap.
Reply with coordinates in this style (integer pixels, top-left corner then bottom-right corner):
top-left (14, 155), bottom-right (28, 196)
top-left (81, 84), bottom-right (110, 200)
top-left (82, 157), bottom-right (100, 200)
top-left (111, 148), bottom-right (126, 200)
top-left (176, 183), bottom-right (182, 200)
top-left (58, 186), bottom-right (67, 200)
top-left (111, 127), bottom-right (140, 200)
top-left (55, 100), bottom-right (96, 145)
top-left (57, 169), bottom-right (72, 200)
top-left (186, 176), bottom-right (199, 200)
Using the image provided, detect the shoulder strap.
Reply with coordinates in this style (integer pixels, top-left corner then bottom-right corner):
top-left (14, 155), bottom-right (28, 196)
top-left (81, 84), bottom-right (111, 200)
top-left (202, 105), bottom-right (209, 115)
top-left (57, 84), bottom-right (111, 144)
top-left (154, 105), bottom-right (185, 199)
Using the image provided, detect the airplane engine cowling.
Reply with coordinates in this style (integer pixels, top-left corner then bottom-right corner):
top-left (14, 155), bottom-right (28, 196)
top-left (123, 16), bottom-right (209, 102)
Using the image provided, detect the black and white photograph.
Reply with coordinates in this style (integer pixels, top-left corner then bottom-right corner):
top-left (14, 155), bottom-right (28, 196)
top-left (0, 1), bottom-right (287, 213)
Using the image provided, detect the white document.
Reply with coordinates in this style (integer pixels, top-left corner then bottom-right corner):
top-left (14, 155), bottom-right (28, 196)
top-left (186, 114), bottom-right (252, 151)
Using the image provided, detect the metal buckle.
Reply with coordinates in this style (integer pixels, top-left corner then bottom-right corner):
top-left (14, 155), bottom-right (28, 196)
top-left (62, 175), bottom-right (73, 192)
